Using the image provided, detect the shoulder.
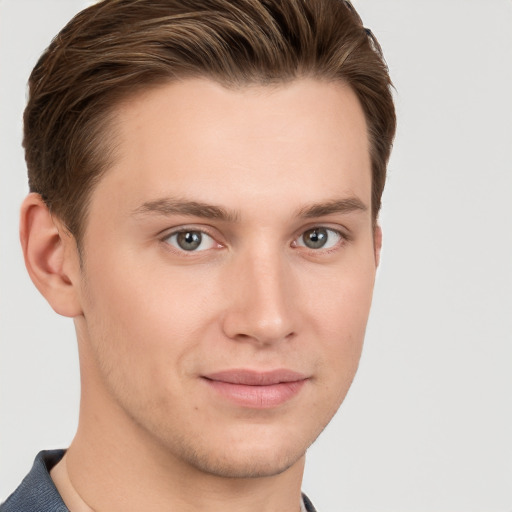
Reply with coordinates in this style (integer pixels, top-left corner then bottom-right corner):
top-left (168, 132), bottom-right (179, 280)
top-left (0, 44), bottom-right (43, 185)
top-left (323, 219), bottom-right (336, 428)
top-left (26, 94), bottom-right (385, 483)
top-left (302, 492), bottom-right (318, 512)
top-left (1, 450), bottom-right (68, 512)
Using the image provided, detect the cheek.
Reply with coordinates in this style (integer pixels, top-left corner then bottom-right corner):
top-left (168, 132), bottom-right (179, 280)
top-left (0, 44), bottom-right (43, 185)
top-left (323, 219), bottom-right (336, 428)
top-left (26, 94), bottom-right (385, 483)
top-left (305, 260), bottom-right (375, 386)
top-left (306, 257), bottom-right (375, 334)
top-left (79, 247), bottom-right (222, 379)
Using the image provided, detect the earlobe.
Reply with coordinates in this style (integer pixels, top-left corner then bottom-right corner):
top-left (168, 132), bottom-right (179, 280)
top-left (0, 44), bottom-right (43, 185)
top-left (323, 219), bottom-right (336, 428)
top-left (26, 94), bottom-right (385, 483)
top-left (20, 193), bottom-right (83, 318)
top-left (374, 224), bottom-right (382, 267)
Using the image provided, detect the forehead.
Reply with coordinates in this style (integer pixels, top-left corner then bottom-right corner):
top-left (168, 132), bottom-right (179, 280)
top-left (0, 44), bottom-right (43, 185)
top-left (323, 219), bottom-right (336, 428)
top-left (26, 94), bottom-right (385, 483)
top-left (90, 78), bottom-right (371, 221)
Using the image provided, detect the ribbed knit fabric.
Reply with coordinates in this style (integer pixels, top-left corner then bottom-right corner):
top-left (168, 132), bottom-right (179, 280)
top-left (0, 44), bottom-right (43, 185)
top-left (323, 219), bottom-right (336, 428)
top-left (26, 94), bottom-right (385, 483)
top-left (1, 450), bottom-right (68, 512)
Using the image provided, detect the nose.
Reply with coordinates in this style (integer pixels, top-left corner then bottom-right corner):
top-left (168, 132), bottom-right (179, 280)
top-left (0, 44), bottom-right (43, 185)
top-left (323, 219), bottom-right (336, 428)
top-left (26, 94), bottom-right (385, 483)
top-left (221, 248), bottom-right (299, 345)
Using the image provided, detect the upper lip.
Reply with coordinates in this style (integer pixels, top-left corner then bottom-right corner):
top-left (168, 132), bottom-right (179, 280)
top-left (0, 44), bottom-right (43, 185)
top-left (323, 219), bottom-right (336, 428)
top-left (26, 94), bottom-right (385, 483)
top-left (203, 369), bottom-right (307, 386)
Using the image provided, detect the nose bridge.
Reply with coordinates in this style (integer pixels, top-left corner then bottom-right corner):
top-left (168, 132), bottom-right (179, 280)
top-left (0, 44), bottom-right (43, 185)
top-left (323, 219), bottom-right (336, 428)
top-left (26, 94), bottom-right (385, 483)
top-left (222, 243), bottom-right (297, 344)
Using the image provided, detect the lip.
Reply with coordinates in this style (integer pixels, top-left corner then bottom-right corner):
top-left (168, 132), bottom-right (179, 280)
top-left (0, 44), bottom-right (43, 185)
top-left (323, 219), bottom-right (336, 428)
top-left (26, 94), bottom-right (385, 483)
top-left (202, 369), bottom-right (308, 408)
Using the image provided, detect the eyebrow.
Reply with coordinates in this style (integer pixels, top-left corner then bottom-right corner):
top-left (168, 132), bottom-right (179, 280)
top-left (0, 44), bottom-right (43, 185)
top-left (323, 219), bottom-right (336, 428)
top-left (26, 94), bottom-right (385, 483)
top-left (132, 196), bottom-right (367, 222)
top-left (297, 197), bottom-right (368, 218)
top-left (132, 198), bottom-right (240, 222)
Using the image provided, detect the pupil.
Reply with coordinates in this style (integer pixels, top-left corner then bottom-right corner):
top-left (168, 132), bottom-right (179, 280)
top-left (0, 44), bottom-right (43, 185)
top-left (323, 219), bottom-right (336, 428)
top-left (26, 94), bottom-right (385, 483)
top-left (304, 228), bottom-right (327, 249)
top-left (177, 231), bottom-right (202, 250)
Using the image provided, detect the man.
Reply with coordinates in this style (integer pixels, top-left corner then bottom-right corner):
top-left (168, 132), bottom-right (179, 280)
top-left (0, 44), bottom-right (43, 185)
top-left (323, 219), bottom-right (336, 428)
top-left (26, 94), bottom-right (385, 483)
top-left (1, 0), bottom-right (395, 510)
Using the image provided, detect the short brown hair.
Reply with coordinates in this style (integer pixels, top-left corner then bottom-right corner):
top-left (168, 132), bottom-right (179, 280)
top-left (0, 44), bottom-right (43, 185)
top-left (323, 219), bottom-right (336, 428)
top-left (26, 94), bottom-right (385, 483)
top-left (24, 0), bottom-right (396, 243)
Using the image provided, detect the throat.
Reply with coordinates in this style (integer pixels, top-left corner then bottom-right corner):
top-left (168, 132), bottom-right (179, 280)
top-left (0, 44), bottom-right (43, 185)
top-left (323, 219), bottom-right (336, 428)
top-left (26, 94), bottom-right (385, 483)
top-left (50, 454), bottom-right (96, 512)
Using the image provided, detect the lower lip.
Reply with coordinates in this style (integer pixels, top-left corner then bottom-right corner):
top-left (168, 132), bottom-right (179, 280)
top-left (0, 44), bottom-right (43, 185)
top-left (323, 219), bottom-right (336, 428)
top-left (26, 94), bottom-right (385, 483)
top-left (203, 379), bottom-right (307, 408)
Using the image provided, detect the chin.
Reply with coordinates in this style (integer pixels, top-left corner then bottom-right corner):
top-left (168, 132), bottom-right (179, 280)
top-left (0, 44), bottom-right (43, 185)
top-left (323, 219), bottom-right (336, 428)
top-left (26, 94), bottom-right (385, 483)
top-left (151, 420), bottom-right (313, 479)
top-left (180, 442), bottom-right (306, 479)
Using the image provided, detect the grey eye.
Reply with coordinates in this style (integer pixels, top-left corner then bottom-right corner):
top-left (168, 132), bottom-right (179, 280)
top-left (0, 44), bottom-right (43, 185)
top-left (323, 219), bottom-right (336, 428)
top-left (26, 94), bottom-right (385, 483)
top-left (302, 228), bottom-right (328, 249)
top-left (177, 231), bottom-right (202, 250)
top-left (165, 230), bottom-right (216, 252)
top-left (296, 228), bottom-right (342, 250)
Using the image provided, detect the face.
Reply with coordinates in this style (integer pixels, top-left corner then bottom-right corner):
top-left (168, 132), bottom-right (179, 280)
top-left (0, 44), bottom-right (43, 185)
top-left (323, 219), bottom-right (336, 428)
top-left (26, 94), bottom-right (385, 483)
top-left (72, 78), bottom-right (378, 478)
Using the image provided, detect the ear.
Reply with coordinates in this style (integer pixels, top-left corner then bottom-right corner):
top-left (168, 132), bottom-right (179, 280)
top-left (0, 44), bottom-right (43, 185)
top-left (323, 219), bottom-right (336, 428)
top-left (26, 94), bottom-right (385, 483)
top-left (373, 224), bottom-right (382, 267)
top-left (20, 193), bottom-right (83, 317)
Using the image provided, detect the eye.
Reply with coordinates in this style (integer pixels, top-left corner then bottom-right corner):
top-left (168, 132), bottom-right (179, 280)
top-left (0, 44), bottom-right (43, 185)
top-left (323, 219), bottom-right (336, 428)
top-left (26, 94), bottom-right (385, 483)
top-left (164, 230), bottom-right (217, 252)
top-left (295, 227), bottom-right (342, 250)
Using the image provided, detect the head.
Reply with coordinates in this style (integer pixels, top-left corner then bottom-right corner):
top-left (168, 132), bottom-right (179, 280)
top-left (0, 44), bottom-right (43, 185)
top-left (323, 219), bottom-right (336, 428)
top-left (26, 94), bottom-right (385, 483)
top-left (20, 0), bottom-right (395, 484)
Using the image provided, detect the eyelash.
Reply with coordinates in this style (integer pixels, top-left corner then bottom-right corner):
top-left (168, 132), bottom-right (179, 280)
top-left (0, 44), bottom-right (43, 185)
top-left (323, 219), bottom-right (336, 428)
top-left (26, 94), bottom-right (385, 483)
top-left (161, 228), bottom-right (221, 254)
top-left (292, 227), bottom-right (347, 253)
top-left (160, 225), bottom-right (348, 255)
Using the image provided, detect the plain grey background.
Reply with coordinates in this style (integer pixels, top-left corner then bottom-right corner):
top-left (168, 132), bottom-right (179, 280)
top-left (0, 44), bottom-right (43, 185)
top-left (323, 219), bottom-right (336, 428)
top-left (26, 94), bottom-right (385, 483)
top-left (1, 1), bottom-right (511, 511)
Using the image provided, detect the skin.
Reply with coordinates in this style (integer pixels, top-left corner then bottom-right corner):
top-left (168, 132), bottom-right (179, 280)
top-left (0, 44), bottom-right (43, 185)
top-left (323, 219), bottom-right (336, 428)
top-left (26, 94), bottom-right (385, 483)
top-left (21, 78), bottom-right (381, 512)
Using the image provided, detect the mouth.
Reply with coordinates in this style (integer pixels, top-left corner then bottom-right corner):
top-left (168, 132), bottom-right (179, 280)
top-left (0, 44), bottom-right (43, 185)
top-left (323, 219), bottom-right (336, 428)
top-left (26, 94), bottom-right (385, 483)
top-left (201, 369), bottom-right (308, 408)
